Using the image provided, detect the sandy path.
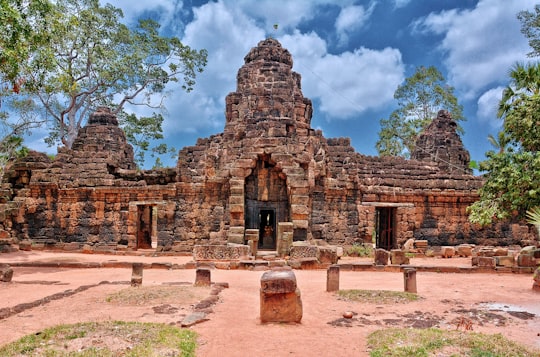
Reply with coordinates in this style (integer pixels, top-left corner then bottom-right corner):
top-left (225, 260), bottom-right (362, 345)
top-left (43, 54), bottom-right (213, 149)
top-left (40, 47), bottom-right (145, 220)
top-left (0, 251), bottom-right (539, 356)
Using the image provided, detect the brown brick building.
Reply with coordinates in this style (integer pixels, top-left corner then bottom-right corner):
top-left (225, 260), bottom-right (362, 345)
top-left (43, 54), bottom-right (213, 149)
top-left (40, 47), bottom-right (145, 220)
top-left (1, 39), bottom-right (536, 254)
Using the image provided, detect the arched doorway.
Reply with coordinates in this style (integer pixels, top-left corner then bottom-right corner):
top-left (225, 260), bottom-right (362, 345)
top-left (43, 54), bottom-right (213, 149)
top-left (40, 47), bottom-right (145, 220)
top-left (244, 155), bottom-right (289, 250)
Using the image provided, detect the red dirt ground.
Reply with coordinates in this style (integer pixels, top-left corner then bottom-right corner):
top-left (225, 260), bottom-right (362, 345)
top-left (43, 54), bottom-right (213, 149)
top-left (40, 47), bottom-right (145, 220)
top-left (1, 251), bottom-right (539, 356)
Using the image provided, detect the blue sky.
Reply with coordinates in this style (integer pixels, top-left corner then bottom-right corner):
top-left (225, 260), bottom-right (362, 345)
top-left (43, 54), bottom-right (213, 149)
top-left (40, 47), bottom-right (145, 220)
top-left (27, 0), bottom-right (538, 169)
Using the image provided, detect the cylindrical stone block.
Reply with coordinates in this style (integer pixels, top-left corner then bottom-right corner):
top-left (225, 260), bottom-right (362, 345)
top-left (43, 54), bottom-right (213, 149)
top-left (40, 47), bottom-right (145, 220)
top-left (326, 264), bottom-right (340, 292)
top-left (195, 268), bottom-right (211, 287)
top-left (403, 268), bottom-right (417, 293)
top-left (260, 269), bottom-right (302, 323)
top-left (131, 262), bottom-right (143, 287)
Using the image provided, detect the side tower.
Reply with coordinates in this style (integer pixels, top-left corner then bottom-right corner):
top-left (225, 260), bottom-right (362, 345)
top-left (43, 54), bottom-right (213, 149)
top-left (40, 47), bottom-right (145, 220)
top-left (411, 110), bottom-right (471, 175)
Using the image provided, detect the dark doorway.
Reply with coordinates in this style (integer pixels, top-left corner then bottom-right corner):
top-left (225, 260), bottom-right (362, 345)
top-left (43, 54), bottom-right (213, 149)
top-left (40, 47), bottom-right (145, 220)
top-left (259, 209), bottom-right (275, 249)
top-left (137, 205), bottom-right (153, 249)
top-left (375, 207), bottom-right (396, 250)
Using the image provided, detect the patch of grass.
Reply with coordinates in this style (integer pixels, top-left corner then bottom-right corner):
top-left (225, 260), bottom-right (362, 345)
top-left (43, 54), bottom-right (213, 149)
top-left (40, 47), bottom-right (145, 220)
top-left (0, 321), bottom-right (197, 357)
top-left (346, 243), bottom-right (374, 257)
top-left (106, 285), bottom-right (208, 305)
top-left (367, 328), bottom-right (539, 357)
top-left (337, 289), bottom-right (419, 304)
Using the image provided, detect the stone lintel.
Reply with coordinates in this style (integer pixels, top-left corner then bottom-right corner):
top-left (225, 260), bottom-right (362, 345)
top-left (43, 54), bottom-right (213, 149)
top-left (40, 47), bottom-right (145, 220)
top-left (362, 202), bottom-right (415, 207)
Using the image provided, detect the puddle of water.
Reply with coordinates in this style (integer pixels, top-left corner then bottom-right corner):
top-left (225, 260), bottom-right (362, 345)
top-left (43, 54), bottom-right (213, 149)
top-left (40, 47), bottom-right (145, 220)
top-left (479, 302), bottom-right (540, 316)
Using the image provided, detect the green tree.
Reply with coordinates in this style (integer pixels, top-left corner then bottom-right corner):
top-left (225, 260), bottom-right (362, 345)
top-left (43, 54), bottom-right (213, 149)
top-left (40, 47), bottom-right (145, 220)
top-left (1, 0), bottom-right (53, 177)
top-left (518, 5), bottom-right (540, 58)
top-left (468, 62), bottom-right (540, 225)
top-left (11, 0), bottom-right (207, 165)
top-left (376, 66), bottom-right (464, 157)
top-left (0, 0), bottom-right (53, 86)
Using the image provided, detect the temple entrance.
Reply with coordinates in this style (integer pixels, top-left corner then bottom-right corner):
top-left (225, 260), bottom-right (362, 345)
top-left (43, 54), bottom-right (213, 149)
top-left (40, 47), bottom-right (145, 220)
top-left (136, 205), bottom-right (154, 249)
top-left (245, 154), bottom-right (289, 251)
top-left (259, 209), bottom-right (275, 249)
top-left (375, 207), bottom-right (395, 250)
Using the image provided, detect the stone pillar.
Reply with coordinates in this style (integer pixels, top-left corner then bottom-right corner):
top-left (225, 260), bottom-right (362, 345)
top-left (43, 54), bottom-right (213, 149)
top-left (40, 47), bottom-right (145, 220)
top-left (533, 267), bottom-right (540, 292)
top-left (326, 265), bottom-right (340, 292)
top-left (195, 268), bottom-right (211, 287)
top-left (374, 249), bottom-right (389, 265)
top-left (260, 268), bottom-right (302, 323)
top-left (403, 268), bottom-right (417, 293)
top-left (277, 222), bottom-right (294, 257)
top-left (0, 264), bottom-right (13, 282)
top-left (245, 229), bottom-right (259, 256)
top-left (131, 262), bottom-right (143, 287)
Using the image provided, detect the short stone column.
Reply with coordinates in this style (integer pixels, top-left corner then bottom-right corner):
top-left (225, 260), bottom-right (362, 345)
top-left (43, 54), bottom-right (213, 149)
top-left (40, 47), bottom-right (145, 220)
top-left (277, 222), bottom-right (294, 257)
top-left (326, 265), bottom-right (340, 292)
top-left (260, 269), bottom-right (302, 323)
top-left (245, 229), bottom-right (259, 256)
top-left (131, 262), bottom-right (143, 287)
top-left (0, 264), bottom-right (13, 282)
top-left (194, 268), bottom-right (211, 287)
top-left (403, 268), bottom-right (417, 293)
top-left (374, 249), bottom-right (389, 265)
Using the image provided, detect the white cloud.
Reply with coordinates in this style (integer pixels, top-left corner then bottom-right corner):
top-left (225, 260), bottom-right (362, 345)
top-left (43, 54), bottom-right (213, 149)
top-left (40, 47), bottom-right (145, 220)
top-left (335, 3), bottom-right (376, 47)
top-left (102, 0), bottom-right (187, 32)
top-left (477, 86), bottom-right (504, 128)
top-left (159, 1), bottom-right (403, 132)
top-left (160, 0), bottom-right (265, 134)
top-left (393, 0), bottom-right (411, 9)
top-left (281, 32), bottom-right (404, 119)
top-left (415, 0), bottom-right (537, 98)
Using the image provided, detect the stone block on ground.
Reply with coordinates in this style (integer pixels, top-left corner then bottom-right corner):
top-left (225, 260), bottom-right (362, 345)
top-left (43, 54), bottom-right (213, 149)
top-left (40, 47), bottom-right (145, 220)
top-left (477, 256), bottom-right (495, 268)
top-left (260, 269), bottom-right (302, 323)
top-left (131, 262), bottom-right (143, 286)
top-left (402, 238), bottom-right (415, 251)
top-left (289, 244), bottom-right (318, 259)
top-left (374, 249), bottom-right (389, 266)
top-left (441, 246), bottom-right (455, 258)
top-left (193, 244), bottom-right (250, 261)
top-left (18, 240), bottom-right (32, 251)
top-left (414, 240), bottom-right (428, 251)
top-left (517, 254), bottom-right (537, 267)
top-left (496, 256), bottom-right (514, 267)
top-left (194, 268), bottom-right (211, 287)
top-left (390, 249), bottom-right (410, 265)
top-left (0, 264), bottom-right (13, 282)
top-left (326, 265), bottom-right (340, 292)
top-left (317, 246), bottom-right (339, 264)
top-left (457, 244), bottom-right (472, 257)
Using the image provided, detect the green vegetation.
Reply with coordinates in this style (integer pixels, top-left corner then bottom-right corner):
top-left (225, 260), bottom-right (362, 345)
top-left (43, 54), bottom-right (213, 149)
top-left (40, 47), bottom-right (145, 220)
top-left (368, 328), bottom-right (539, 357)
top-left (337, 289), bottom-right (419, 304)
top-left (526, 206), bottom-right (540, 226)
top-left (468, 7), bottom-right (540, 225)
top-left (106, 285), bottom-right (208, 305)
top-left (468, 62), bottom-right (540, 225)
top-left (376, 66), bottom-right (464, 158)
top-left (0, 321), bottom-right (197, 356)
top-left (0, 0), bottom-right (207, 168)
top-left (345, 243), bottom-right (374, 257)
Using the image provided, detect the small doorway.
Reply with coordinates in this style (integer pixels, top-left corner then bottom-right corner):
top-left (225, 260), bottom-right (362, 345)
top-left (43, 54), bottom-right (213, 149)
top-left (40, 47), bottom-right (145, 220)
top-left (136, 205), bottom-right (153, 249)
top-left (375, 207), bottom-right (396, 250)
top-left (259, 209), bottom-right (276, 249)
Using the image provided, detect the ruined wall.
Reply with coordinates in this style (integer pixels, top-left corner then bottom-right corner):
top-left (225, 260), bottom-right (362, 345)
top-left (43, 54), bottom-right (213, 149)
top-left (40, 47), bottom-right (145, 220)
top-left (1, 39), bottom-right (537, 253)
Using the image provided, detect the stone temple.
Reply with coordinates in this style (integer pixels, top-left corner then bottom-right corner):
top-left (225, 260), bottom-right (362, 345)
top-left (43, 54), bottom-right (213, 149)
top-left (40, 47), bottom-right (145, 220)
top-left (1, 39), bottom-right (537, 258)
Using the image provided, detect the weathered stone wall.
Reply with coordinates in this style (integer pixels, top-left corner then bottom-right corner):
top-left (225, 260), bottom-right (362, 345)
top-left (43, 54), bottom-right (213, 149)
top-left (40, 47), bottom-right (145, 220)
top-left (0, 39), bottom-right (537, 253)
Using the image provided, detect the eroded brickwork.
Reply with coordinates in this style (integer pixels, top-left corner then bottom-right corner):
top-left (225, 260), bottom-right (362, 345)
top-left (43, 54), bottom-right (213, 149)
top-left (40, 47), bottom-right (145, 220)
top-left (1, 39), bottom-right (537, 254)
